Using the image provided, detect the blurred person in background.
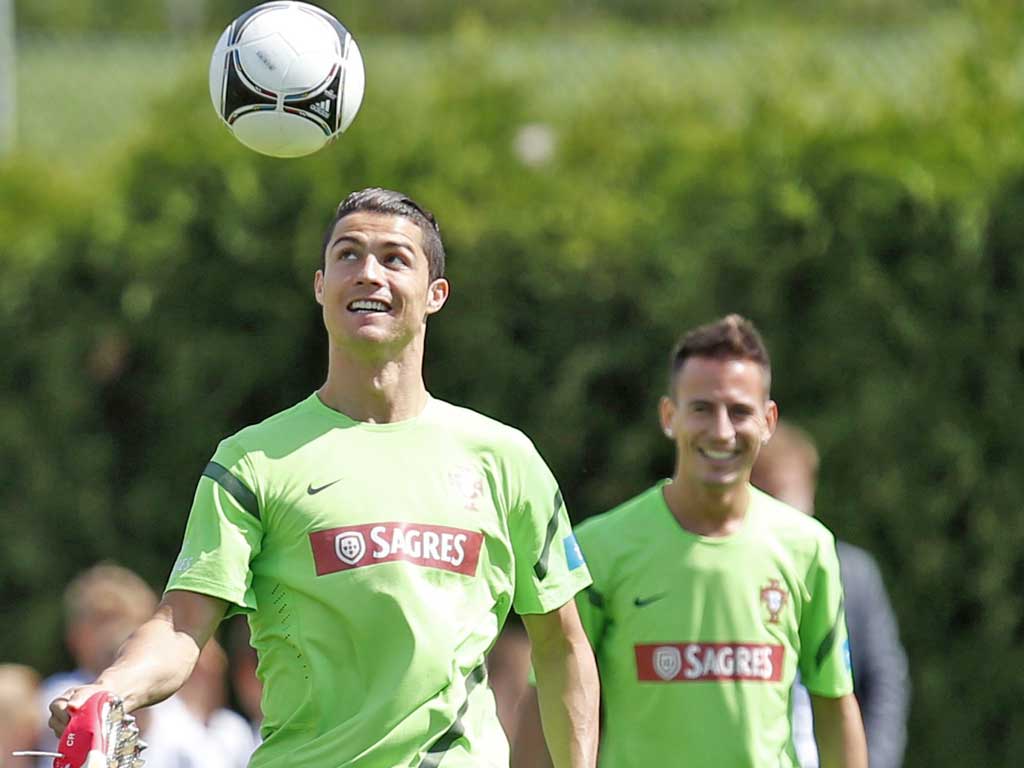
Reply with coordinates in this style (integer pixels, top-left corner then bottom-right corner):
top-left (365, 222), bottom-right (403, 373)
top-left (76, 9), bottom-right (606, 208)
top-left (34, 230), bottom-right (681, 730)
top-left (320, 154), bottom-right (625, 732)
top-left (144, 638), bottom-right (258, 768)
top-left (226, 616), bottom-right (263, 741)
top-left (515, 314), bottom-right (867, 768)
top-left (48, 188), bottom-right (599, 768)
top-left (486, 617), bottom-right (534, 743)
top-left (39, 563), bottom-right (256, 767)
top-left (751, 421), bottom-right (909, 768)
top-left (40, 563), bottom-right (158, 701)
top-left (0, 664), bottom-right (42, 767)
top-left (35, 563), bottom-right (158, 767)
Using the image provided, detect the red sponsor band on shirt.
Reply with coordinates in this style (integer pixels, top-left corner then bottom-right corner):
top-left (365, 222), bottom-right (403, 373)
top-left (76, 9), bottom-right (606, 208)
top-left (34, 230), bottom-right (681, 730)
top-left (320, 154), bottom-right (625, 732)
top-left (309, 522), bottom-right (483, 576)
top-left (635, 642), bottom-right (784, 682)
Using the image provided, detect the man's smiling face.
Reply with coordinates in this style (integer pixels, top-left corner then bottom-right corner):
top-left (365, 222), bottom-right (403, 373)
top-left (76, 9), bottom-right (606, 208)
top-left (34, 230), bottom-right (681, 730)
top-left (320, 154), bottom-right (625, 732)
top-left (314, 211), bottom-right (448, 355)
top-left (660, 356), bottom-right (777, 490)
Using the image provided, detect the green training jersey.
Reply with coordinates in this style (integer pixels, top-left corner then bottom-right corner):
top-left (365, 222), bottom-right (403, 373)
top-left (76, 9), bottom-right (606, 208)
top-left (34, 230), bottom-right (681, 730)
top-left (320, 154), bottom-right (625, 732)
top-left (576, 482), bottom-right (852, 768)
top-left (166, 393), bottom-right (590, 768)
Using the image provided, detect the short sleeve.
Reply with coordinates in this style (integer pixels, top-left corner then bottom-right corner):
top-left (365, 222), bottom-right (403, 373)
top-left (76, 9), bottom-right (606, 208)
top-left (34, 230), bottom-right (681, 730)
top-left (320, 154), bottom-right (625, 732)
top-left (575, 585), bottom-right (608, 651)
top-left (573, 523), bottom-right (608, 651)
top-left (508, 439), bottom-right (591, 615)
top-left (798, 535), bottom-right (854, 698)
top-left (165, 437), bottom-right (264, 617)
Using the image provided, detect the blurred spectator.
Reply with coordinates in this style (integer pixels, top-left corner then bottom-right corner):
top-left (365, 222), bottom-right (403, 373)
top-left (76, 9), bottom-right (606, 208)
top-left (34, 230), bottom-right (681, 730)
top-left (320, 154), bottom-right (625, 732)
top-left (38, 563), bottom-right (255, 767)
top-left (1, 664), bottom-right (42, 768)
top-left (226, 616), bottom-right (263, 740)
top-left (143, 638), bottom-right (258, 768)
top-left (485, 617), bottom-right (533, 743)
top-left (37, 563), bottom-right (158, 767)
top-left (44, 563), bottom-right (158, 693)
top-left (751, 420), bottom-right (910, 768)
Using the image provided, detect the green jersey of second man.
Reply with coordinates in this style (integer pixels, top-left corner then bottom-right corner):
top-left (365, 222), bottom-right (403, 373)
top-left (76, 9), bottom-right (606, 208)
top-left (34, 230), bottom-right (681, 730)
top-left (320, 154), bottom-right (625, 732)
top-left (576, 482), bottom-right (851, 768)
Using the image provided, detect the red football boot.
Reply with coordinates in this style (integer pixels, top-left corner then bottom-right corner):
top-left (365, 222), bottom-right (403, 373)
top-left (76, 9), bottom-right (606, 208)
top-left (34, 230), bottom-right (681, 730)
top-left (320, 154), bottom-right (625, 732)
top-left (48, 691), bottom-right (146, 768)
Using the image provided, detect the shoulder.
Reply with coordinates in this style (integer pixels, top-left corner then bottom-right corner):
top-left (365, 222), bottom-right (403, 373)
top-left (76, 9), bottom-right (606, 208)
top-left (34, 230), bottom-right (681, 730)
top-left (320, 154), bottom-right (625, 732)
top-left (209, 395), bottom-right (326, 464)
top-left (227, 395), bottom-right (319, 447)
top-left (749, 486), bottom-right (838, 563)
top-left (427, 399), bottom-right (542, 457)
top-left (428, 399), bottom-right (531, 442)
top-left (575, 485), bottom-right (665, 562)
top-left (578, 485), bottom-right (662, 536)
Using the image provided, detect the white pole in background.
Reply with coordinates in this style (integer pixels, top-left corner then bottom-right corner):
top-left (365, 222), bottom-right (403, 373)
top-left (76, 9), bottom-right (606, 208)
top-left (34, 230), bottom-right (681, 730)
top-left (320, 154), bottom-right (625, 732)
top-left (0, 0), bottom-right (15, 155)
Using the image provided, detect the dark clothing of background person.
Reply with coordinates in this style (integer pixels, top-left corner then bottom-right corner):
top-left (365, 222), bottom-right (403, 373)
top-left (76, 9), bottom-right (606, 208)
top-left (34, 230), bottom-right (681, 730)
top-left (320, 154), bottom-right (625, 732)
top-left (838, 541), bottom-right (910, 768)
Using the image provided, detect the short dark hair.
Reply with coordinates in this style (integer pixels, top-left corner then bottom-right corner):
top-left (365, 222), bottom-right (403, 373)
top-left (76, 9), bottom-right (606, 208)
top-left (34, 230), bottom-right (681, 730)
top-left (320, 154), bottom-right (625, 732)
top-left (668, 313), bottom-right (772, 396)
top-left (320, 187), bottom-right (446, 281)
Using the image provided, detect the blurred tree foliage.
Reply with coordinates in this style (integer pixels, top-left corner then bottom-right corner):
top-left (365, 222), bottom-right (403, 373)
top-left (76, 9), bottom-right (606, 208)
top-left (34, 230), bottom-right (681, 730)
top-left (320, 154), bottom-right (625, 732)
top-left (15, 0), bottom-right (962, 35)
top-left (2, 8), bottom-right (1023, 768)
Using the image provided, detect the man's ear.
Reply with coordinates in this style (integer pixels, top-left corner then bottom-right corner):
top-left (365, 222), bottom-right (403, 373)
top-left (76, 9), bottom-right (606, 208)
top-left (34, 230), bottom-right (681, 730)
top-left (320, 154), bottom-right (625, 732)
top-left (314, 270), bottom-right (324, 306)
top-left (425, 278), bottom-right (450, 315)
top-left (763, 399), bottom-right (779, 443)
top-left (659, 396), bottom-right (677, 439)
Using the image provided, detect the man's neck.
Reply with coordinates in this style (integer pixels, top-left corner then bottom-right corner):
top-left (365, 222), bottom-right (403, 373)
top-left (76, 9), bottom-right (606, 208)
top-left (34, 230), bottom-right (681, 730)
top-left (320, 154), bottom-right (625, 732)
top-left (662, 477), bottom-right (750, 537)
top-left (318, 344), bottom-right (429, 423)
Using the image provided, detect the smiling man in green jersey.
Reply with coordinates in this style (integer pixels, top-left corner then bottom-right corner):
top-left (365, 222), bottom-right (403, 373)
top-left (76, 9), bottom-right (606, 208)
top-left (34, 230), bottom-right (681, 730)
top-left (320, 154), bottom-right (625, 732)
top-left (515, 315), bottom-right (866, 768)
top-left (48, 189), bottom-right (600, 768)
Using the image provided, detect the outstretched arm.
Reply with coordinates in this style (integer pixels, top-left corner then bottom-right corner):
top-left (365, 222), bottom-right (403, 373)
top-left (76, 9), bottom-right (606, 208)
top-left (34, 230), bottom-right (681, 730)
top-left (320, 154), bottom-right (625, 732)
top-left (811, 693), bottom-right (868, 768)
top-left (522, 600), bottom-right (599, 768)
top-left (48, 589), bottom-right (227, 736)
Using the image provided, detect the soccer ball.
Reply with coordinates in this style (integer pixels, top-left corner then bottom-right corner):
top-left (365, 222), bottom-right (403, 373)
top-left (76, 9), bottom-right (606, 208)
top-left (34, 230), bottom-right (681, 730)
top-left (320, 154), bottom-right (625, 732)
top-left (209, 2), bottom-right (365, 158)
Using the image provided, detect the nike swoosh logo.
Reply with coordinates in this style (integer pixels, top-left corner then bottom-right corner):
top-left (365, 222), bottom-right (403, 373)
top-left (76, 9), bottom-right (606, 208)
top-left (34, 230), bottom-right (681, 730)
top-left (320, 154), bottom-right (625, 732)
top-left (633, 593), bottom-right (667, 607)
top-left (307, 479), bottom-right (342, 495)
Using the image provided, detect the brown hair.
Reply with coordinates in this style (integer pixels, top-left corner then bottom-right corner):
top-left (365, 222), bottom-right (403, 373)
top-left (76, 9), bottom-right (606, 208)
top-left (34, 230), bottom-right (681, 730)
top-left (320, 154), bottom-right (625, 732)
top-left (63, 563), bottom-right (158, 626)
top-left (320, 187), bottom-right (446, 281)
top-left (669, 313), bottom-right (772, 396)
top-left (750, 421), bottom-right (820, 485)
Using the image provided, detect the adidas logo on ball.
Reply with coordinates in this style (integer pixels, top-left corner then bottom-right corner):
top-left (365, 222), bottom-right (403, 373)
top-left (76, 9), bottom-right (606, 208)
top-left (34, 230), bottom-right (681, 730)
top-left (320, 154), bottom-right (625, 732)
top-left (309, 100), bottom-right (332, 119)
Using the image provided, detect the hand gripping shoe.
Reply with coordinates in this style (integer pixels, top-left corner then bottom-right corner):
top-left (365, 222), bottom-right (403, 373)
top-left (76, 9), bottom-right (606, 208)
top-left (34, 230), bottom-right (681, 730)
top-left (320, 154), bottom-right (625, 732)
top-left (24, 692), bottom-right (148, 768)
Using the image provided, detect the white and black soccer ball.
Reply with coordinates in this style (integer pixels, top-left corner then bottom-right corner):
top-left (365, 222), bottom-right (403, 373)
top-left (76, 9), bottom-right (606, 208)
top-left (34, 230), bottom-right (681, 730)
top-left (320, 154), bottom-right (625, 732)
top-left (209, 2), bottom-right (365, 158)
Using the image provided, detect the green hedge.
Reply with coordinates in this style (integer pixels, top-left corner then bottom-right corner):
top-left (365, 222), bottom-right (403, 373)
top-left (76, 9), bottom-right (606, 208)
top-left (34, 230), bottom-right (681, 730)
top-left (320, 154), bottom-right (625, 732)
top-left (2, 20), bottom-right (1022, 768)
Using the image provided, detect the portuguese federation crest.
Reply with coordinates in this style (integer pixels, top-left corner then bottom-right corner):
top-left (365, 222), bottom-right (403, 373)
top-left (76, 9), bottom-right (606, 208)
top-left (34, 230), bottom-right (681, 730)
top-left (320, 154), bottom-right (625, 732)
top-left (334, 531), bottom-right (366, 565)
top-left (760, 578), bottom-right (788, 624)
top-left (448, 465), bottom-right (485, 511)
top-left (652, 645), bottom-right (683, 681)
